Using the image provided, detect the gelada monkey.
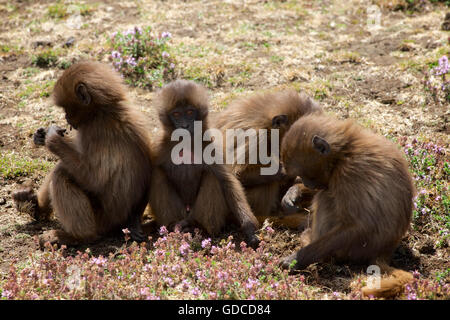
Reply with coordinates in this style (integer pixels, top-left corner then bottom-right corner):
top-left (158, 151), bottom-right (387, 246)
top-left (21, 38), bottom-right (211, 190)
top-left (280, 114), bottom-right (415, 298)
top-left (13, 62), bottom-right (153, 246)
top-left (149, 80), bottom-right (260, 247)
top-left (211, 89), bottom-right (321, 229)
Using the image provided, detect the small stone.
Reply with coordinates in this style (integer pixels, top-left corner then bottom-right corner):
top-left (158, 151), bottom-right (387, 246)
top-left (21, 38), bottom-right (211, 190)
top-left (418, 240), bottom-right (435, 255)
top-left (32, 40), bottom-right (53, 48)
top-left (0, 198), bottom-right (6, 205)
top-left (64, 36), bottom-right (76, 48)
top-left (381, 98), bottom-right (396, 105)
top-left (442, 12), bottom-right (450, 31)
top-left (399, 43), bottom-right (413, 52)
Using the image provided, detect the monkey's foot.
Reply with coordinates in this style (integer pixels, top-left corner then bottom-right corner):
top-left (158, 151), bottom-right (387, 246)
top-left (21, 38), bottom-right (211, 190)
top-left (129, 227), bottom-right (147, 243)
top-left (241, 222), bottom-right (260, 249)
top-left (280, 252), bottom-right (299, 271)
top-left (141, 220), bottom-right (158, 235)
top-left (38, 229), bottom-right (81, 249)
top-left (12, 187), bottom-right (39, 218)
top-left (246, 234), bottom-right (260, 250)
top-left (175, 218), bottom-right (196, 234)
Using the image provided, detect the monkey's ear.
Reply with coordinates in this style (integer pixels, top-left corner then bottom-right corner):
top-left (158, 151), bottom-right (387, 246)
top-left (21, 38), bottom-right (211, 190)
top-left (312, 135), bottom-right (330, 155)
top-left (75, 83), bottom-right (91, 105)
top-left (272, 114), bottom-right (288, 128)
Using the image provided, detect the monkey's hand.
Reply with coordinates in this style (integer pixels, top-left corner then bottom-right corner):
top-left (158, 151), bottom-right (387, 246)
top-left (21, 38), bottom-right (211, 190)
top-left (46, 125), bottom-right (66, 140)
top-left (281, 185), bottom-right (301, 214)
top-left (280, 252), bottom-right (300, 272)
top-left (33, 128), bottom-right (47, 146)
top-left (127, 215), bottom-right (147, 243)
top-left (45, 125), bottom-right (70, 157)
top-left (12, 187), bottom-right (39, 218)
top-left (45, 125), bottom-right (67, 149)
top-left (280, 244), bottom-right (316, 273)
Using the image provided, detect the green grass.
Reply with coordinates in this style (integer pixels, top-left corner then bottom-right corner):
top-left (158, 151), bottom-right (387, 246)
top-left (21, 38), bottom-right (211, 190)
top-left (31, 48), bottom-right (61, 68)
top-left (17, 80), bottom-right (56, 100)
top-left (107, 26), bottom-right (176, 89)
top-left (183, 66), bottom-right (212, 87)
top-left (0, 44), bottom-right (24, 55)
top-left (47, 1), bottom-right (95, 19)
top-left (0, 152), bottom-right (53, 179)
top-left (403, 139), bottom-right (449, 247)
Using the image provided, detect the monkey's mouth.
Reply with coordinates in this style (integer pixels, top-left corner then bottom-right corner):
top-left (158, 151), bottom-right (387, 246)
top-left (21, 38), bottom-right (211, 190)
top-left (301, 178), bottom-right (326, 190)
top-left (65, 114), bottom-right (78, 130)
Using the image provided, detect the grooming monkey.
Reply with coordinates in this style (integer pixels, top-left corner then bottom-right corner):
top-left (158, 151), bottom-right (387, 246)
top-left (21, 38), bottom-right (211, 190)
top-left (149, 80), bottom-right (260, 247)
top-left (211, 90), bottom-right (322, 228)
top-left (280, 114), bottom-right (416, 298)
top-left (13, 62), bottom-right (153, 246)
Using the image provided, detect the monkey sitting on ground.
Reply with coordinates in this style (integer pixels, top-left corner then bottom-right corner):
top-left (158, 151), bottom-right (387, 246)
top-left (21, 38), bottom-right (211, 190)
top-left (13, 62), bottom-right (153, 246)
top-left (279, 114), bottom-right (416, 298)
top-left (211, 90), bottom-right (321, 229)
top-left (149, 80), bottom-right (260, 248)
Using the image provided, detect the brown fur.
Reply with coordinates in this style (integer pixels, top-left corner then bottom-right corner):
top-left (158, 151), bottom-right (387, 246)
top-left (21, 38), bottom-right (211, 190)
top-left (13, 62), bottom-right (153, 246)
top-left (280, 114), bottom-right (416, 298)
top-left (211, 89), bottom-right (321, 228)
top-left (149, 80), bottom-right (259, 247)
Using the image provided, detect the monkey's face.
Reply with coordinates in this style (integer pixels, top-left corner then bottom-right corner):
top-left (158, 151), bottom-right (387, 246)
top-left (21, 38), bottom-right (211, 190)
top-left (272, 114), bottom-right (290, 139)
top-left (54, 79), bottom-right (93, 130)
top-left (285, 156), bottom-right (329, 190)
top-left (63, 107), bottom-right (83, 129)
top-left (282, 129), bottom-right (332, 190)
top-left (169, 104), bottom-right (199, 135)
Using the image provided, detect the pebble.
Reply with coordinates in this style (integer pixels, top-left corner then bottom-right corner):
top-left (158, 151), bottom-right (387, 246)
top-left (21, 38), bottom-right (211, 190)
top-left (64, 36), bottom-right (76, 48)
top-left (441, 12), bottom-right (450, 31)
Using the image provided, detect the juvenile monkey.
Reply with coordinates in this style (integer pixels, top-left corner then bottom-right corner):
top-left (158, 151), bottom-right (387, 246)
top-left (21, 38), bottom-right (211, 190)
top-left (212, 90), bottom-right (321, 228)
top-left (13, 62), bottom-right (153, 245)
top-left (280, 114), bottom-right (416, 298)
top-left (149, 80), bottom-right (259, 247)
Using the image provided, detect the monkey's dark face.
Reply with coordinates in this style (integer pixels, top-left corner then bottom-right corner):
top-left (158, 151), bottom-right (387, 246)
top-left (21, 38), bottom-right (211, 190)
top-left (62, 101), bottom-right (91, 130)
top-left (169, 104), bottom-right (199, 135)
top-left (285, 157), bottom-right (329, 190)
top-left (54, 81), bottom-right (93, 130)
top-left (64, 108), bottom-right (82, 129)
top-left (298, 173), bottom-right (328, 190)
top-left (282, 133), bottom-right (332, 190)
top-left (272, 114), bottom-right (290, 139)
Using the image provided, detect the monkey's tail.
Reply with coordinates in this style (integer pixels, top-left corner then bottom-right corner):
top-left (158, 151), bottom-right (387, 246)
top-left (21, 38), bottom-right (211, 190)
top-left (256, 213), bottom-right (309, 230)
top-left (361, 260), bottom-right (414, 299)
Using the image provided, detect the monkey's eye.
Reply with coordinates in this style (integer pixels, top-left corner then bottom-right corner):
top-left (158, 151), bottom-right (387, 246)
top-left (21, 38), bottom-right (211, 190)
top-left (172, 111), bottom-right (181, 118)
top-left (186, 110), bottom-right (193, 116)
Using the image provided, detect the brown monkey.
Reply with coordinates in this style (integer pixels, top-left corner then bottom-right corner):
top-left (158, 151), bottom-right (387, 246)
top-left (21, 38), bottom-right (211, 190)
top-left (149, 80), bottom-right (260, 247)
top-left (280, 114), bottom-right (416, 298)
top-left (211, 90), bottom-right (321, 228)
top-left (13, 62), bottom-right (153, 246)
